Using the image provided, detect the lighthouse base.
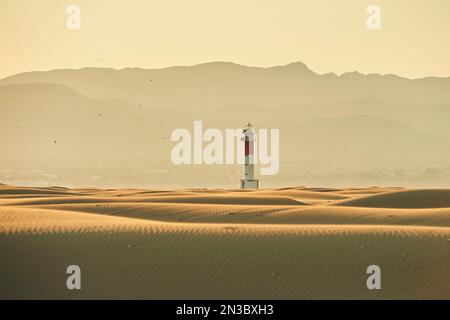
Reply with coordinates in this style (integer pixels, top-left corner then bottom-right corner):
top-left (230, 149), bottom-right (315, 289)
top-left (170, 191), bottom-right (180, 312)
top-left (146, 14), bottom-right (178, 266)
top-left (240, 179), bottom-right (259, 189)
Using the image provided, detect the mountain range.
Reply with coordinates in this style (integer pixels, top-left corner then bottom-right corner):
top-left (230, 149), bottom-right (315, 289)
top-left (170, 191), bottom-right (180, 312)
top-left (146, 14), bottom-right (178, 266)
top-left (1, 62), bottom-right (449, 187)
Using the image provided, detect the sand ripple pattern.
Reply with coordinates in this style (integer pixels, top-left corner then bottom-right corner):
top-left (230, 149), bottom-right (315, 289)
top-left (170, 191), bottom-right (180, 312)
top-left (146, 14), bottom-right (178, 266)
top-left (0, 185), bottom-right (449, 299)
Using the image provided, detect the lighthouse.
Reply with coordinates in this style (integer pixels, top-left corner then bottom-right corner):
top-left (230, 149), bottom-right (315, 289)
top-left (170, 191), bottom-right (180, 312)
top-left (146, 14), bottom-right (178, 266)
top-left (240, 123), bottom-right (259, 189)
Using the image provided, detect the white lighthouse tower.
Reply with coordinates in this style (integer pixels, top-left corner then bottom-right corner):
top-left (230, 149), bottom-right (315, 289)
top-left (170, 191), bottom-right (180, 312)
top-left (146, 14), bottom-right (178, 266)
top-left (241, 123), bottom-right (259, 189)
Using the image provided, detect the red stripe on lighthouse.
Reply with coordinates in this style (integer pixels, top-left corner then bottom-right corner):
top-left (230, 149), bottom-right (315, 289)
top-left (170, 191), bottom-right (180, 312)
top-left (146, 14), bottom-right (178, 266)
top-left (245, 140), bottom-right (250, 156)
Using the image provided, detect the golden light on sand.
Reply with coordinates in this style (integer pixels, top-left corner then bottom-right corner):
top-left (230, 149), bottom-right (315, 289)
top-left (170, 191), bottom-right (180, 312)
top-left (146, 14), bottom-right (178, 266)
top-left (1, 184), bottom-right (449, 299)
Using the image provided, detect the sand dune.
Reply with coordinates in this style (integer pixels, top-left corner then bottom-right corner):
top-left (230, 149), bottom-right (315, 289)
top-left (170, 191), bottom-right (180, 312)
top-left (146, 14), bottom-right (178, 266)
top-left (0, 185), bottom-right (449, 299)
top-left (2, 194), bottom-right (307, 207)
top-left (333, 189), bottom-right (450, 208)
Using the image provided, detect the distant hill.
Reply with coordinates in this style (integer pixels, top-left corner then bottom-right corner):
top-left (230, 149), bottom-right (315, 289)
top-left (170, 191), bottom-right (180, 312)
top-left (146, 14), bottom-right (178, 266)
top-left (1, 61), bottom-right (450, 110)
top-left (1, 83), bottom-right (445, 156)
top-left (285, 115), bottom-right (448, 155)
top-left (211, 99), bottom-right (450, 138)
top-left (1, 82), bottom-right (449, 187)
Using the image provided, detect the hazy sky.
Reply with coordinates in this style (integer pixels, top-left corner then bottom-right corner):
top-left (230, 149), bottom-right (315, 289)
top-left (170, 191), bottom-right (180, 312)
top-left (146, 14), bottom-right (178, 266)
top-left (1, 0), bottom-right (449, 79)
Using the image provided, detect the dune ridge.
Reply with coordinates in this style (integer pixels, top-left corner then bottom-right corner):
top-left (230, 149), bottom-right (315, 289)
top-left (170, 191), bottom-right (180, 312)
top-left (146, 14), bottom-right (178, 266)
top-left (333, 189), bottom-right (450, 208)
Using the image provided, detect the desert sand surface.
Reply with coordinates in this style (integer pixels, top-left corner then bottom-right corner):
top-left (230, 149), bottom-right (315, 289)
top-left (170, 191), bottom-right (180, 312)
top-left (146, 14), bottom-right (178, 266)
top-left (0, 184), bottom-right (449, 299)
